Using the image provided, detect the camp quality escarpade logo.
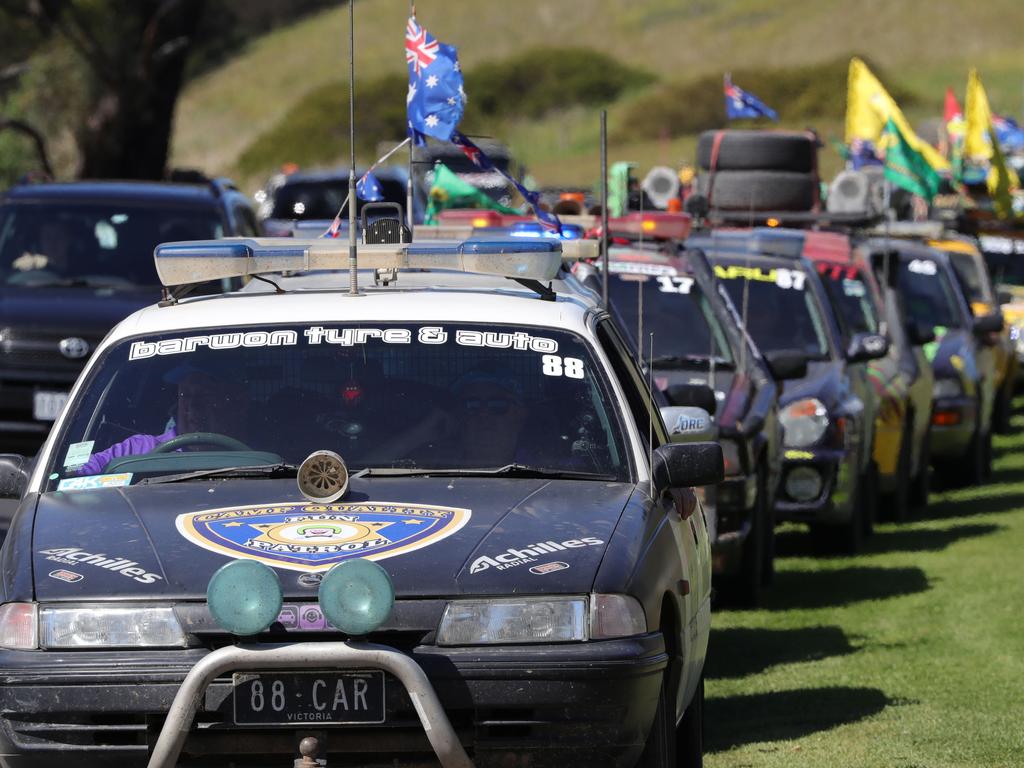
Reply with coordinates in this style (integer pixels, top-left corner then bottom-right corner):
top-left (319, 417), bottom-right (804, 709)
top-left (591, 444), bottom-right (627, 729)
top-left (176, 501), bottom-right (471, 572)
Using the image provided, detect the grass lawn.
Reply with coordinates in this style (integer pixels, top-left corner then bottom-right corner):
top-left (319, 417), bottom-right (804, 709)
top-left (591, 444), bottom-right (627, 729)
top-left (705, 403), bottom-right (1024, 767)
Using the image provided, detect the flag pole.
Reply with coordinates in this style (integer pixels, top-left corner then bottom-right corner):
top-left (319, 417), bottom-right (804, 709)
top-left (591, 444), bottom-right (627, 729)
top-left (600, 109), bottom-right (609, 307)
top-left (407, 1), bottom-right (416, 239)
top-left (347, 0), bottom-right (360, 296)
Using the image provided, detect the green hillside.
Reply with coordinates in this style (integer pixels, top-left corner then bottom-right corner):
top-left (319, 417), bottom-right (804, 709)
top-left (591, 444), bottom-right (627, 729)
top-left (170, 0), bottom-right (1024, 189)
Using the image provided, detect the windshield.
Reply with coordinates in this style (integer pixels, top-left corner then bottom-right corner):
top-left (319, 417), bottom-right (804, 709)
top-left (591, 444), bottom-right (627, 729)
top-left (46, 323), bottom-right (630, 489)
top-left (713, 262), bottom-right (831, 358)
top-left (946, 251), bottom-right (991, 306)
top-left (270, 179), bottom-right (407, 220)
top-left (815, 264), bottom-right (880, 339)
top-left (0, 202), bottom-right (223, 289)
top-left (607, 269), bottom-right (733, 367)
top-left (897, 258), bottom-right (963, 329)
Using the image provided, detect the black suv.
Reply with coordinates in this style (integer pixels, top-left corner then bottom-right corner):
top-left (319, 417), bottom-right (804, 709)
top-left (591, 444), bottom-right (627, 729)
top-left (0, 179), bottom-right (259, 454)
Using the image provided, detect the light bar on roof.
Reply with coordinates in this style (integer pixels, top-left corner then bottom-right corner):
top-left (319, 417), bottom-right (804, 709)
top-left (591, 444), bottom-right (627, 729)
top-left (153, 237), bottom-right (564, 287)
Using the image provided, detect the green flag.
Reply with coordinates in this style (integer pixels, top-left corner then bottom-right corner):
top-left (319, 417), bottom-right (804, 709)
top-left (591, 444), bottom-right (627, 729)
top-left (424, 163), bottom-right (521, 224)
top-left (880, 118), bottom-right (942, 200)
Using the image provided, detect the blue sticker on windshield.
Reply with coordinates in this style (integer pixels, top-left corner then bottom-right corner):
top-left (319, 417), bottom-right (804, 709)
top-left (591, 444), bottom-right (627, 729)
top-left (56, 473), bottom-right (133, 491)
top-left (176, 501), bottom-right (471, 572)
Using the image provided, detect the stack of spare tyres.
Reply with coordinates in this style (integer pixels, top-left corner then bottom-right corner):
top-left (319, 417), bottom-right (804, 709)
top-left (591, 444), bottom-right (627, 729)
top-left (696, 129), bottom-right (820, 212)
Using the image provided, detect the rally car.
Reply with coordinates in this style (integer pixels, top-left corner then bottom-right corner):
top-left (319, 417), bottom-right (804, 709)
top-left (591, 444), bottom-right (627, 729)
top-left (866, 238), bottom-right (1000, 488)
top-left (806, 231), bottom-right (933, 521)
top-left (574, 244), bottom-right (790, 605)
top-left (691, 228), bottom-right (890, 554)
top-left (0, 235), bottom-right (720, 768)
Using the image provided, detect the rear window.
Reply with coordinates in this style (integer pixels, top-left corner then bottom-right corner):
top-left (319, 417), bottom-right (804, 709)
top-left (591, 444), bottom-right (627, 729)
top-left (815, 263), bottom-right (880, 339)
top-left (897, 258), bottom-right (963, 329)
top-left (271, 179), bottom-right (407, 220)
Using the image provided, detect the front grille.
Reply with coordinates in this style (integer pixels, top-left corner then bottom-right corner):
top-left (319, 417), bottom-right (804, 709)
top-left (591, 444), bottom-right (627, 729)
top-left (0, 330), bottom-right (98, 374)
top-left (3, 712), bottom-right (148, 751)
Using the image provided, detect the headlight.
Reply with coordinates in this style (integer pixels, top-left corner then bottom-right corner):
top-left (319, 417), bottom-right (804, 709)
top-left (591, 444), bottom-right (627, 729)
top-left (40, 605), bottom-right (187, 649)
top-left (0, 603), bottom-right (38, 649)
top-left (780, 398), bottom-right (829, 447)
top-left (933, 377), bottom-right (963, 400)
top-left (436, 594), bottom-right (647, 646)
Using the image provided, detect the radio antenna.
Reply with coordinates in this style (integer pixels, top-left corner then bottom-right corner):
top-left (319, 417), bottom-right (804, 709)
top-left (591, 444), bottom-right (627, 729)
top-left (407, 1), bottom-right (416, 238)
top-left (600, 109), bottom-right (610, 307)
top-left (346, 0), bottom-right (360, 296)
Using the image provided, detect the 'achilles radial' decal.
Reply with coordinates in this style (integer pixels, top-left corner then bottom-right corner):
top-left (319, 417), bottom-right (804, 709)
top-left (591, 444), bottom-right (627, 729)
top-left (176, 501), bottom-right (471, 572)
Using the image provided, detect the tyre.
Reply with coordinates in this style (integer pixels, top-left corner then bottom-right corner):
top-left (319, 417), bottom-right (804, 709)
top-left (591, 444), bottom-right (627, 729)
top-left (697, 130), bottom-right (816, 173)
top-left (637, 674), bottom-right (678, 768)
top-left (861, 462), bottom-right (878, 537)
top-left (725, 466), bottom-right (766, 606)
top-left (678, 676), bottom-right (704, 768)
top-left (695, 170), bottom-right (818, 212)
top-left (760, 480), bottom-right (776, 587)
top-left (993, 385), bottom-right (1013, 434)
top-left (940, 427), bottom-right (989, 488)
top-left (910, 427), bottom-right (931, 510)
top-left (881, 421), bottom-right (912, 523)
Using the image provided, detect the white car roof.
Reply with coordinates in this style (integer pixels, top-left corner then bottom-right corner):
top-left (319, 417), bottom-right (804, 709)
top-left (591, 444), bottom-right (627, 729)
top-left (107, 271), bottom-right (602, 347)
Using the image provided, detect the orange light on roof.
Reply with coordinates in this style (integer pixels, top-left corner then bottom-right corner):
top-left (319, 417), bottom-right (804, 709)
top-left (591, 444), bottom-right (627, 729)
top-left (766, 217), bottom-right (780, 227)
top-left (641, 219), bottom-right (657, 232)
top-left (932, 410), bottom-right (962, 427)
top-left (472, 217), bottom-right (490, 228)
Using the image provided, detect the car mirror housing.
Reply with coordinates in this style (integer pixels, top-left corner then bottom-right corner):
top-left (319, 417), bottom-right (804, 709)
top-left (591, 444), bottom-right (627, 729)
top-left (763, 349), bottom-right (809, 381)
top-left (663, 383), bottom-right (717, 413)
top-left (0, 455), bottom-right (30, 499)
top-left (997, 290), bottom-right (1013, 306)
top-left (846, 332), bottom-right (889, 363)
top-left (660, 406), bottom-right (716, 443)
top-left (973, 312), bottom-right (1004, 336)
top-left (907, 320), bottom-right (936, 346)
top-left (652, 441), bottom-right (723, 489)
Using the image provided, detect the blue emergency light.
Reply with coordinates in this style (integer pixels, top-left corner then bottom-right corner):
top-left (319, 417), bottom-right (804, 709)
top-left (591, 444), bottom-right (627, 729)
top-left (508, 222), bottom-right (584, 240)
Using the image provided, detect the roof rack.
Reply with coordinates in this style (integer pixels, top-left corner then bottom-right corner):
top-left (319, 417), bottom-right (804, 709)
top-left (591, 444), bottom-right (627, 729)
top-left (154, 237), bottom-right (597, 302)
top-left (704, 210), bottom-right (884, 229)
top-left (863, 220), bottom-right (945, 239)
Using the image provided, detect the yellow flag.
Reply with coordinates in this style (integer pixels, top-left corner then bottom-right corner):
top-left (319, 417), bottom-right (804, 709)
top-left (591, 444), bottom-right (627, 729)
top-left (964, 68), bottom-right (993, 162)
top-left (845, 57), bottom-right (948, 171)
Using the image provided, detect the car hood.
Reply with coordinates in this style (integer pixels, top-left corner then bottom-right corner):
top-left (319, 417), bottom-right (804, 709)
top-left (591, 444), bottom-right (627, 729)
top-left (779, 359), bottom-right (846, 409)
top-left (0, 284), bottom-right (154, 337)
top-left (654, 367), bottom-right (739, 423)
top-left (31, 477), bottom-right (634, 601)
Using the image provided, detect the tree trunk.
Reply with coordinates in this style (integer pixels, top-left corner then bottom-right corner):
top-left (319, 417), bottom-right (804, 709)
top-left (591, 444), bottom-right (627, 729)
top-left (77, 0), bottom-right (206, 180)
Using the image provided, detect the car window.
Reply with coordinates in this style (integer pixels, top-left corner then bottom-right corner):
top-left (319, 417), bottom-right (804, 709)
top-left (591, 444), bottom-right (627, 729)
top-left (814, 263), bottom-right (880, 339)
top-left (606, 270), bottom-right (734, 368)
top-left (45, 323), bottom-right (631, 488)
top-left (896, 258), bottom-right (963, 329)
top-left (234, 205), bottom-right (260, 237)
top-left (271, 179), bottom-right (407, 220)
top-left (713, 261), bottom-right (831, 359)
top-left (946, 251), bottom-right (992, 306)
top-left (0, 202), bottom-right (223, 289)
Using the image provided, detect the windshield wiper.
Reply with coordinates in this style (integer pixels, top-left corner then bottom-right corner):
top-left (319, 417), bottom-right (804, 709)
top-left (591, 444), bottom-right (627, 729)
top-left (353, 464), bottom-right (618, 481)
top-left (137, 463), bottom-right (298, 485)
top-left (649, 354), bottom-right (732, 369)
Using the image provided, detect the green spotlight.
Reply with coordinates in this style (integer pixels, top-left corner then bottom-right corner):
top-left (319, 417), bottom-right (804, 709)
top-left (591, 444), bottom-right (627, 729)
top-left (206, 559), bottom-right (283, 636)
top-left (319, 559), bottom-right (394, 635)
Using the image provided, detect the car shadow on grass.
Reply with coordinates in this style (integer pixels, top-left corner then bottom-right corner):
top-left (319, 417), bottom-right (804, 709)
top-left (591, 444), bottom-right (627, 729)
top-left (705, 625), bottom-right (857, 680)
top-left (863, 522), bottom-right (1003, 554)
top-left (924, 488), bottom-right (1024, 520)
top-left (757, 566), bottom-right (929, 610)
top-left (705, 686), bottom-right (890, 752)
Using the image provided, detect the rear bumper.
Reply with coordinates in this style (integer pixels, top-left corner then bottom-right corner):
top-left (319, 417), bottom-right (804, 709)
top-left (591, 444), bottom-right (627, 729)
top-left (0, 636), bottom-right (667, 768)
top-left (930, 396), bottom-right (978, 459)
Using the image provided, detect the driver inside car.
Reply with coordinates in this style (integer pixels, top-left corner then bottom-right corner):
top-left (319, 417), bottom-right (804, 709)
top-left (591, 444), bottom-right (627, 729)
top-left (76, 367), bottom-right (247, 476)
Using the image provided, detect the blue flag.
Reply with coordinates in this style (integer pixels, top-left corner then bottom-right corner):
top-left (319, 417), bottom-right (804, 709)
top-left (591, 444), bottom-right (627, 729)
top-left (724, 75), bottom-right (779, 121)
top-left (450, 132), bottom-right (563, 233)
top-left (356, 170), bottom-right (384, 202)
top-left (405, 16), bottom-right (465, 143)
top-left (849, 138), bottom-right (884, 169)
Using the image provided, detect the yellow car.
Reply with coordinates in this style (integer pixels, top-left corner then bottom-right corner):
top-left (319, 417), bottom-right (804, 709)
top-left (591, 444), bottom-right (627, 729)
top-left (930, 236), bottom-right (1016, 433)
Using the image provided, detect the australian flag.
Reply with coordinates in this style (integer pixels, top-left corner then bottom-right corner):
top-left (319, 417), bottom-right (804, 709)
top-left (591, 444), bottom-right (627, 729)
top-left (452, 131), bottom-right (563, 233)
top-left (724, 75), bottom-right (778, 121)
top-left (356, 170), bottom-right (384, 202)
top-left (405, 16), bottom-right (466, 143)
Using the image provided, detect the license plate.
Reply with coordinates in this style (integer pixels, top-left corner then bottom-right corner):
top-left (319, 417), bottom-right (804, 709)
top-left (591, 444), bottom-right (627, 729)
top-left (33, 391), bottom-right (68, 421)
top-left (232, 671), bottom-right (385, 725)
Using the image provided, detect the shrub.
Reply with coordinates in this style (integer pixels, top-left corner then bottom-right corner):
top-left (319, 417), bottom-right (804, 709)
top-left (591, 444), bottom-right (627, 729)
top-left (614, 57), bottom-right (918, 142)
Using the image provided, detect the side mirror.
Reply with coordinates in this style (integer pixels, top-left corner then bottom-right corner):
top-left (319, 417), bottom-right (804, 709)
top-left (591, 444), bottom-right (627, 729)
top-left (998, 290), bottom-right (1013, 306)
top-left (652, 441), bottom-right (723, 489)
top-left (0, 455), bottom-right (30, 499)
top-left (973, 312), bottom-right (1004, 336)
top-left (763, 349), bottom-right (809, 381)
top-left (906, 320), bottom-right (936, 346)
top-left (663, 383), bottom-right (717, 413)
top-left (846, 332), bottom-right (889, 363)
top-left (660, 406), bottom-right (717, 443)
